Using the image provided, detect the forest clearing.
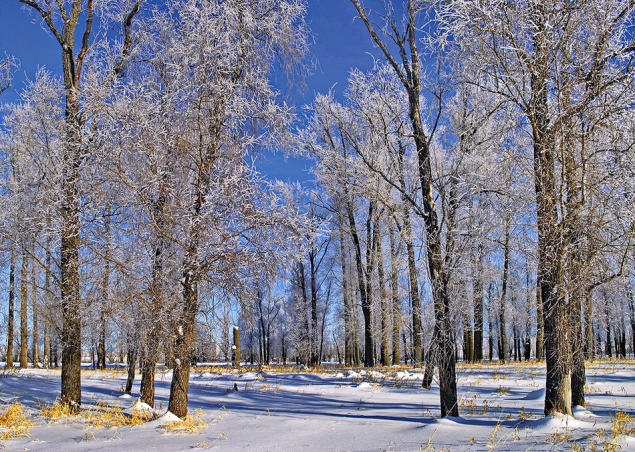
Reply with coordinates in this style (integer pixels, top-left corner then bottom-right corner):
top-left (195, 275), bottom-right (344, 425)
top-left (2, 0), bottom-right (635, 442)
top-left (0, 361), bottom-right (634, 451)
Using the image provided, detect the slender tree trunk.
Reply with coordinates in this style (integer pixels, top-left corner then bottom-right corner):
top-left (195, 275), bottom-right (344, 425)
top-left (20, 250), bottom-right (29, 369)
top-left (499, 218), bottom-right (510, 364)
top-left (389, 226), bottom-right (401, 365)
top-left (31, 259), bottom-right (39, 368)
top-left (463, 316), bottom-right (473, 363)
top-left (345, 195), bottom-right (374, 367)
top-left (605, 305), bottom-right (612, 358)
top-left (473, 245), bottom-right (484, 362)
top-left (375, 217), bottom-right (390, 366)
top-left (309, 249), bottom-right (319, 366)
top-left (7, 251), bottom-right (15, 368)
top-left (124, 336), bottom-right (137, 395)
top-left (43, 233), bottom-right (51, 368)
top-left (397, 153), bottom-right (422, 366)
top-left (340, 233), bottom-right (352, 367)
top-left (570, 268), bottom-right (585, 407)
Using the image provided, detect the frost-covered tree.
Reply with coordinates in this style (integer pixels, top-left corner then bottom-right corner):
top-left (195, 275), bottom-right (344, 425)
top-left (441, 0), bottom-right (635, 415)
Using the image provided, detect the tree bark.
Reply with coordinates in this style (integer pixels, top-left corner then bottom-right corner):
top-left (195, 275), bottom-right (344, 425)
top-left (31, 258), bottom-right (39, 368)
top-left (20, 250), bottom-right (29, 369)
top-left (7, 251), bottom-right (15, 368)
top-left (389, 226), bottom-right (401, 365)
top-left (499, 218), bottom-right (511, 364)
top-left (536, 282), bottom-right (544, 361)
top-left (473, 246), bottom-right (484, 362)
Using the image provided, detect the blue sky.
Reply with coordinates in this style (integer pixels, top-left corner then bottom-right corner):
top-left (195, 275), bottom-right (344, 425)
top-left (0, 0), bottom-right (385, 183)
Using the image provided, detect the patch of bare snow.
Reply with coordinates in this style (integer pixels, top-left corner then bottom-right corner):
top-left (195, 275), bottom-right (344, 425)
top-left (524, 412), bottom-right (589, 432)
top-left (130, 400), bottom-right (154, 413)
top-left (573, 405), bottom-right (597, 419)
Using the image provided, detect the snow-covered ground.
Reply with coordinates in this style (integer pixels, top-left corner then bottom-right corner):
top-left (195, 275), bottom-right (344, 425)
top-left (0, 361), bottom-right (634, 451)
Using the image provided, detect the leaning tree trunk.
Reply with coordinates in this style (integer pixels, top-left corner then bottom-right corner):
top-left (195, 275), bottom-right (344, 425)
top-left (351, 0), bottom-right (458, 415)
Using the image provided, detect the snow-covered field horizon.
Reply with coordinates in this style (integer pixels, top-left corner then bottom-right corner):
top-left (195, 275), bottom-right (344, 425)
top-left (0, 361), bottom-right (634, 451)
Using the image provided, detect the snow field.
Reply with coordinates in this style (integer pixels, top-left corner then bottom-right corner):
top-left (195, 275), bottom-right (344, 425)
top-left (0, 361), bottom-right (633, 450)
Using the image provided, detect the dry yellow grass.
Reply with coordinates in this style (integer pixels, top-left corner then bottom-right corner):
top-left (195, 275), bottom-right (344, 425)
top-left (39, 401), bottom-right (77, 420)
top-left (160, 408), bottom-right (207, 434)
top-left (83, 404), bottom-right (151, 428)
top-left (0, 402), bottom-right (33, 439)
top-left (39, 400), bottom-right (151, 428)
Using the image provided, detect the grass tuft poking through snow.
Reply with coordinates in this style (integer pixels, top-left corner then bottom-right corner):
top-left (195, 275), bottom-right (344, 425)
top-left (159, 408), bottom-right (207, 434)
top-left (0, 402), bottom-right (33, 439)
top-left (39, 400), bottom-right (152, 427)
top-left (38, 401), bottom-right (77, 420)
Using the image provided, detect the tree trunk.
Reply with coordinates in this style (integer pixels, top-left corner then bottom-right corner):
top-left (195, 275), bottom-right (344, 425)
top-left (473, 246), bottom-right (484, 362)
top-left (20, 250), bottom-right (29, 369)
top-left (7, 252), bottom-right (15, 368)
top-left (531, 4), bottom-right (573, 416)
top-left (536, 282), bottom-right (544, 361)
top-left (499, 218), bottom-right (510, 364)
top-left (31, 259), bottom-right (39, 368)
top-left (168, 255), bottom-right (199, 418)
top-left (233, 326), bottom-right (241, 366)
top-left (125, 339), bottom-right (137, 395)
top-left (340, 233), bottom-right (353, 367)
top-left (376, 217), bottom-right (390, 367)
top-left (309, 248), bottom-right (319, 366)
top-left (389, 226), bottom-right (401, 365)
top-left (346, 195), bottom-right (374, 367)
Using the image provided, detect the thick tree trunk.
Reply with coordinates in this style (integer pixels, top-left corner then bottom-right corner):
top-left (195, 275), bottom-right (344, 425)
top-left (168, 257), bottom-right (199, 418)
top-left (531, 5), bottom-right (572, 416)
top-left (233, 327), bottom-right (241, 366)
top-left (536, 283), bottom-right (544, 360)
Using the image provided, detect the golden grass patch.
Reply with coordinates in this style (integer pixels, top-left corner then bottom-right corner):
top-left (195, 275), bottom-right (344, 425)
top-left (160, 409), bottom-right (207, 434)
top-left (39, 400), bottom-right (152, 428)
top-left (38, 401), bottom-right (77, 420)
top-left (0, 402), bottom-right (33, 439)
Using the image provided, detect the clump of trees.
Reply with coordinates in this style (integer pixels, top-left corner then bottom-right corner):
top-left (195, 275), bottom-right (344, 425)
top-left (1, 0), bottom-right (635, 420)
